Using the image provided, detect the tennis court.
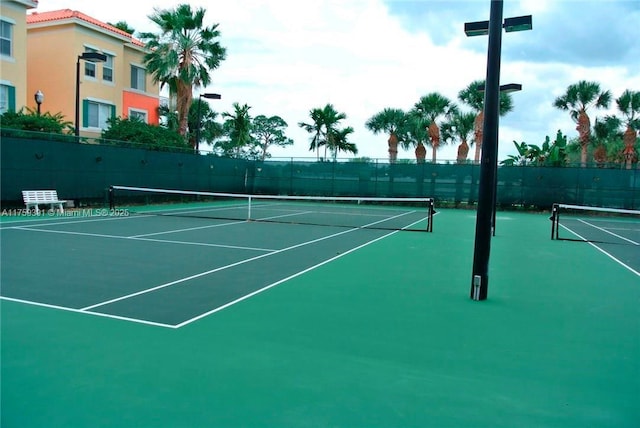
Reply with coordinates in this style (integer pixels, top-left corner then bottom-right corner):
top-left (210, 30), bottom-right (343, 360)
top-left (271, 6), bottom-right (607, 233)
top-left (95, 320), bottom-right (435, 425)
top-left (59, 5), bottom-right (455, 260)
top-left (1, 191), bottom-right (434, 327)
top-left (1, 198), bottom-right (639, 427)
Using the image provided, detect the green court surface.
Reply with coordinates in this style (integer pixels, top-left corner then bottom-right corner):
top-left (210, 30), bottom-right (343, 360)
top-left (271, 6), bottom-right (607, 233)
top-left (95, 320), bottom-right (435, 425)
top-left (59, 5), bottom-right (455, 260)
top-left (1, 208), bottom-right (638, 427)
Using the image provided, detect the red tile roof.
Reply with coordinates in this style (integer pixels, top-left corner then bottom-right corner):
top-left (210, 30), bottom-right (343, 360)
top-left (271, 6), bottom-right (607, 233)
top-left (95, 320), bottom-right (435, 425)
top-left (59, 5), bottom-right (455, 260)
top-left (27, 9), bottom-right (144, 47)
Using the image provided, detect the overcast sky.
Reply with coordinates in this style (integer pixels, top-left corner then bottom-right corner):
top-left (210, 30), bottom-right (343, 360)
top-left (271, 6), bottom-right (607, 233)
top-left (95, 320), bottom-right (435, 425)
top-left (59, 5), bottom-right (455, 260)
top-left (34, 0), bottom-right (640, 161)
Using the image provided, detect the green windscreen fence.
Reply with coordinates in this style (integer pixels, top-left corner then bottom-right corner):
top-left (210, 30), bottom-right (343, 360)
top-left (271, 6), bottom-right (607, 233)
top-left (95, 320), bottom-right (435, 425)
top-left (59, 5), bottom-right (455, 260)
top-left (0, 137), bottom-right (251, 206)
top-left (1, 137), bottom-right (638, 210)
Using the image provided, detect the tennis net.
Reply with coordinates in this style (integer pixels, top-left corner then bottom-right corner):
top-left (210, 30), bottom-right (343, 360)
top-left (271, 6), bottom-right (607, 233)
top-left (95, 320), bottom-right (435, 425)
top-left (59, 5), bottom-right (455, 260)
top-left (109, 186), bottom-right (435, 232)
top-left (550, 203), bottom-right (640, 245)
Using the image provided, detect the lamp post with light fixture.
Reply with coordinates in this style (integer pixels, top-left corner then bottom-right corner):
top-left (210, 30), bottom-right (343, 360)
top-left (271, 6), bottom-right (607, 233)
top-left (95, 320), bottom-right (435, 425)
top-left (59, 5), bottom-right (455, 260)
top-left (465, 2), bottom-right (532, 301)
top-left (34, 90), bottom-right (44, 115)
top-left (75, 52), bottom-right (107, 137)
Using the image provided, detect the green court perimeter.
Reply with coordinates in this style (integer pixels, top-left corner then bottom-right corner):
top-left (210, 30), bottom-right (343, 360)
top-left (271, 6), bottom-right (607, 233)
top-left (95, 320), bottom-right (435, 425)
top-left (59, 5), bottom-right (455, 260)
top-left (1, 209), bottom-right (638, 427)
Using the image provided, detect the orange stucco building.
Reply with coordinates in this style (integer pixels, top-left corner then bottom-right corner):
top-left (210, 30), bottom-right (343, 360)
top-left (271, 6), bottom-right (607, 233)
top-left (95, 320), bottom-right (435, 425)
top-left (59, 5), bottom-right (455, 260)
top-left (24, 8), bottom-right (159, 137)
top-left (1, 0), bottom-right (39, 112)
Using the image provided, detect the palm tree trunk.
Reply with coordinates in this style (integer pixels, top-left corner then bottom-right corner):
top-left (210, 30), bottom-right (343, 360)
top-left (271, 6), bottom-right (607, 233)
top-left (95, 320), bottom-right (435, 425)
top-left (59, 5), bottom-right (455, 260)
top-left (576, 110), bottom-right (591, 167)
top-left (457, 140), bottom-right (469, 164)
top-left (176, 81), bottom-right (192, 143)
top-left (474, 111), bottom-right (484, 163)
top-left (388, 133), bottom-right (398, 163)
top-left (428, 122), bottom-right (440, 163)
top-left (623, 126), bottom-right (638, 169)
top-left (415, 142), bottom-right (426, 163)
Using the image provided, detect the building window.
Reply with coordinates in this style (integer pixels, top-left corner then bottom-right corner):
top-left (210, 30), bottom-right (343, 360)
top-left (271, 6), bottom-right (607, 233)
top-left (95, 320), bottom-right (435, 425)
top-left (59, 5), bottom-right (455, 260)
top-left (0, 20), bottom-right (12, 57)
top-left (85, 100), bottom-right (114, 129)
top-left (0, 84), bottom-right (15, 113)
top-left (131, 65), bottom-right (146, 91)
top-left (103, 54), bottom-right (114, 82)
top-left (129, 109), bottom-right (148, 123)
top-left (84, 49), bottom-right (98, 78)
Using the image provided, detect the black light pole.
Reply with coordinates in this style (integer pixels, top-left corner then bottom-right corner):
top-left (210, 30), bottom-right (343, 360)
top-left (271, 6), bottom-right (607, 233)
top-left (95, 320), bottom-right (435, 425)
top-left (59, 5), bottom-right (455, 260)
top-left (465, 4), bottom-right (532, 300)
top-left (477, 83), bottom-right (522, 237)
top-left (75, 52), bottom-right (107, 137)
top-left (470, 0), bottom-right (504, 301)
top-left (195, 93), bottom-right (221, 152)
top-left (34, 90), bottom-right (44, 115)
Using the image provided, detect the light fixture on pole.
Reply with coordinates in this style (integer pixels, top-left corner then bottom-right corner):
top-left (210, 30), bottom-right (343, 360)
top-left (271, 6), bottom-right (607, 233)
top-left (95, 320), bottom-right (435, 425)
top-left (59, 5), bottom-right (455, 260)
top-left (465, 3), bottom-right (531, 301)
top-left (34, 90), bottom-right (44, 115)
top-left (75, 52), bottom-right (107, 137)
top-left (195, 92), bottom-right (221, 152)
top-left (476, 83), bottom-right (523, 236)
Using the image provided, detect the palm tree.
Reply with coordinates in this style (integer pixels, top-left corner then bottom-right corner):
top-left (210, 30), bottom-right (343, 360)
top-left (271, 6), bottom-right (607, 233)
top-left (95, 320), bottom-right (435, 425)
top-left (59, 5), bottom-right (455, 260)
top-left (615, 89), bottom-right (640, 169)
top-left (221, 103), bottom-right (253, 157)
top-left (592, 116), bottom-right (623, 166)
top-left (298, 108), bottom-right (324, 160)
top-left (411, 93), bottom-right (457, 163)
top-left (458, 80), bottom-right (514, 163)
top-left (319, 104), bottom-right (348, 160)
top-left (365, 108), bottom-right (407, 163)
top-left (403, 114), bottom-right (429, 163)
top-left (299, 104), bottom-right (349, 161)
top-left (553, 80), bottom-right (612, 167)
top-left (108, 21), bottom-right (136, 35)
top-left (188, 99), bottom-right (223, 148)
top-left (140, 4), bottom-right (227, 146)
top-left (328, 126), bottom-right (357, 159)
top-left (441, 111), bottom-right (476, 164)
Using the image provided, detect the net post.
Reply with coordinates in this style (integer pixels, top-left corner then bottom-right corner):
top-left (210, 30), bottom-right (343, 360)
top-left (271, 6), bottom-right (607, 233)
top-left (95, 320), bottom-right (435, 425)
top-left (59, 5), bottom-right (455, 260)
top-left (108, 186), bottom-right (114, 210)
top-left (550, 203), bottom-right (558, 240)
top-left (248, 195), bottom-right (252, 221)
top-left (427, 198), bottom-right (435, 232)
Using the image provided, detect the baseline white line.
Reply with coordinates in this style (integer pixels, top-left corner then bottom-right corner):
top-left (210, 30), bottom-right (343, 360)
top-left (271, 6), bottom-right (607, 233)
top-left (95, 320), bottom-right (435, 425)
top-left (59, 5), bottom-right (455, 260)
top-left (559, 224), bottom-right (640, 276)
top-left (175, 229), bottom-right (403, 328)
top-left (0, 296), bottom-right (177, 329)
top-left (80, 210), bottom-right (416, 311)
top-left (14, 226), bottom-right (276, 252)
top-left (577, 218), bottom-right (639, 245)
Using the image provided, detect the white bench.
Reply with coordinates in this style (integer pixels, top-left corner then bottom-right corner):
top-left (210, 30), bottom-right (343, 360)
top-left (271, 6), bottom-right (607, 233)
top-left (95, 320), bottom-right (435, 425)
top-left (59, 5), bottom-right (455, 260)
top-left (22, 190), bottom-right (67, 214)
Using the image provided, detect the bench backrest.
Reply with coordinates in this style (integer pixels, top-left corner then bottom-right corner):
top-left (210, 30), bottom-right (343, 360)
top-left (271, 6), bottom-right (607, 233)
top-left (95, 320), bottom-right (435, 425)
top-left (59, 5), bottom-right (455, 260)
top-left (22, 190), bottom-right (61, 203)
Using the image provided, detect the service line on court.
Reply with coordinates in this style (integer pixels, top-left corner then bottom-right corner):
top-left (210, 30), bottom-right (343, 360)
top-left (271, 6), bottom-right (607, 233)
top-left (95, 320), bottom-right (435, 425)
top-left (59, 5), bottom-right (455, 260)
top-left (559, 224), bottom-right (640, 277)
top-left (12, 226), bottom-right (277, 252)
top-left (130, 210), bottom-right (313, 238)
top-left (577, 219), bottom-right (639, 245)
top-left (176, 214), bottom-right (429, 327)
top-left (79, 210), bottom-right (418, 313)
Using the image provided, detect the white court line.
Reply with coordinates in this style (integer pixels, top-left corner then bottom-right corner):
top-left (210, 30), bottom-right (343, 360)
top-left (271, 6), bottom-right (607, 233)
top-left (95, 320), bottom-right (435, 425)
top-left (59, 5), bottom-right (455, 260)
top-left (0, 296), bottom-right (177, 329)
top-left (131, 210), bottom-right (313, 238)
top-left (80, 210), bottom-right (416, 311)
top-left (13, 226), bottom-right (276, 252)
top-left (0, 213), bottom-right (154, 230)
top-left (177, 214), bottom-right (429, 328)
top-left (129, 220), bottom-right (247, 238)
top-left (177, 228), bottom-right (403, 327)
top-left (577, 218), bottom-right (639, 245)
top-left (559, 224), bottom-right (640, 277)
